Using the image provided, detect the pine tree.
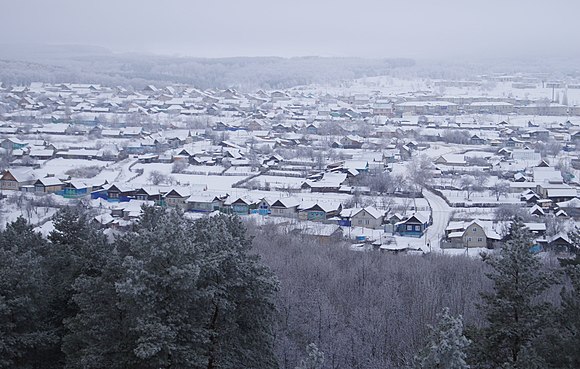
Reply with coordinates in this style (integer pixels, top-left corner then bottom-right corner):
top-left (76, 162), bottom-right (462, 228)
top-left (412, 307), bottom-right (470, 369)
top-left (112, 208), bottom-right (279, 369)
top-left (541, 233), bottom-right (580, 368)
top-left (61, 236), bottom-right (129, 369)
top-left (0, 217), bottom-right (56, 368)
top-left (556, 264), bottom-right (580, 367)
top-left (473, 219), bottom-right (555, 369)
top-left (192, 214), bottom-right (279, 369)
top-left (44, 206), bottom-right (113, 367)
top-left (114, 207), bottom-right (204, 368)
top-left (559, 229), bottom-right (580, 267)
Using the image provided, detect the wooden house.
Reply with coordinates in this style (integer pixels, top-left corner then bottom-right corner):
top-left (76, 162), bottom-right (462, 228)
top-left (34, 177), bottom-right (64, 193)
top-left (396, 214), bottom-right (430, 237)
top-left (132, 187), bottom-right (163, 204)
top-left (163, 188), bottom-right (190, 208)
top-left (270, 198), bottom-right (300, 218)
top-left (186, 192), bottom-right (228, 213)
top-left (345, 206), bottom-right (384, 229)
top-left (1, 138), bottom-right (29, 151)
top-left (0, 168), bottom-right (35, 191)
top-left (227, 196), bottom-right (258, 215)
top-left (298, 202), bottom-right (342, 221)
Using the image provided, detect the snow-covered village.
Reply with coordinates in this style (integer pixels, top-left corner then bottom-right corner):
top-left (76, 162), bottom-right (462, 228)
top-left (1, 76), bottom-right (579, 254)
top-left (3, 1), bottom-right (580, 368)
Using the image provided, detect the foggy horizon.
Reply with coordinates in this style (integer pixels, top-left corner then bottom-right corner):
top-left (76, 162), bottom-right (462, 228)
top-left (2, 0), bottom-right (579, 60)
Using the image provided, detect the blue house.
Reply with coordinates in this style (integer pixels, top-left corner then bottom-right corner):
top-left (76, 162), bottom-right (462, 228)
top-left (62, 181), bottom-right (91, 198)
top-left (298, 202), bottom-right (342, 221)
top-left (227, 196), bottom-right (257, 215)
top-left (1, 138), bottom-right (28, 151)
top-left (124, 143), bottom-right (145, 155)
top-left (91, 184), bottom-right (133, 202)
top-left (396, 214), bottom-right (430, 237)
top-left (132, 187), bottom-right (163, 204)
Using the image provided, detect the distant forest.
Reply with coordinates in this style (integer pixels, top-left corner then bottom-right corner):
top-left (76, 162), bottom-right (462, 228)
top-left (1, 45), bottom-right (579, 90)
top-left (0, 45), bottom-right (414, 90)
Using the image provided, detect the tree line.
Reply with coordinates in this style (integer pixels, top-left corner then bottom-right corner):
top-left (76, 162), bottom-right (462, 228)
top-left (1, 206), bottom-right (579, 368)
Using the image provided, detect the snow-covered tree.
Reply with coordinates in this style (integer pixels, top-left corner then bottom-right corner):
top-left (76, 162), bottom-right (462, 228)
top-left (412, 307), bottom-right (470, 369)
top-left (554, 264), bottom-right (580, 367)
top-left (45, 206), bottom-right (112, 368)
top-left (489, 181), bottom-right (510, 201)
top-left (0, 218), bottom-right (54, 369)
top-left (473, 219), bottom-right (555, 368)
top-left (112, 208), bottom-right (278, 369)
top-left (296, 343), bottom-right (325, 369)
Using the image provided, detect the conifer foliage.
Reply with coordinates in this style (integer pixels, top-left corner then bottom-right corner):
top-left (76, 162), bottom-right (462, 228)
top-left (0, 217), bottom-right (54, 369)
top-left (473, 219), bottom-right (555, 369)
top-left (0, 206), bottom-right (278, 369)
top-left (412, 307), bottom-right (470, 369)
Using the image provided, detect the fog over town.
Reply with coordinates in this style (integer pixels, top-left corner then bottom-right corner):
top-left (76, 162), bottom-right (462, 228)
top-left (1, 1), bottom-right (580, 369)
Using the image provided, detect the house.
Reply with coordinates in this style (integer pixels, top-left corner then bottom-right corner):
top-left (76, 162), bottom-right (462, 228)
top-left (523, 222), bottom-right (547, 237)
top-left (444, 220), bottom-right (502, 249)
top-left (506, 137), bottom-right (527, 148)
top-left (226, 195), bottom-right (258, 215)
top-left (91, 184), bottom-right (134, 202)
top-left (545, 188), bottom-right (577, 203)
top-left (269, 197), bottom-right (300, 218)
top-left (298, 202), bottom-right (343, 221)
top-left (469, 135), bottom-right (487, 145)
top-left (556, 198), bottom-right (580, 219)
top-left (344, 206), bottom-right (384, 229)
top-left (28, 147), bottom-right (55, 160)
top-left (302, 172), bottom-right (348, 193)
top-left (186, 192), bottom-right (228, 213)
top-left (396, 213), bottom-right (430, 237)
top-left (163, 188), bottom-right (190, 208)
top-left (520, 190), bottom-right (540, 203)
top-left (93, 213), bottom-right (115, 229)
top-left (448, 220), bottom-right (502, 248)
top-left (435, 154), bottom-right (467, 166)
top-left (63, 181), bottom-right (93, 198)
top-left (132, 187), bottom-right (163, 204)
top-left (254, 197), bottom-right (273, 215)
top-left (55, 149), bottom-right (100, 160)
top-left (546, 233), bottom-right (573, 253)
top-left (34, 177), bottom-right (64, 193)
top-left (1, 138), bottom-right (29, 151)
top-left (341, 135), bottom-right (364, 149)
top-left (295, 224), bottom-right (344, 245)
top-left (529, 204), bottom-right (545, 216)
top-left (0, 168), bottom-right (35, 191)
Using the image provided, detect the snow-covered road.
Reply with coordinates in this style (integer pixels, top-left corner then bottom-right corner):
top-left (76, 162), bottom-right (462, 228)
top-left (422, 189), bottom-right (453, 252)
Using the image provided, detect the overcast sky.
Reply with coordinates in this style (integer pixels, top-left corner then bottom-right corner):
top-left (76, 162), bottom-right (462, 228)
top-left (1, 0), bottom-right (578, 59)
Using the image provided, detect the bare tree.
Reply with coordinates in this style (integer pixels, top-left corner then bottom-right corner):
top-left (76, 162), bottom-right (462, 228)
top-left (544, 214), bottom-right (568, 237)
top-left (149, 170), bottom-right (169, 185)
top-left (172, 160), bottom-right (188, 174)
top-left (406, 154), bottom-right (433, 195)
top-left (490, 181), bottom-right (510, 201)
top-left (459, 175), bottom-right (477, 200)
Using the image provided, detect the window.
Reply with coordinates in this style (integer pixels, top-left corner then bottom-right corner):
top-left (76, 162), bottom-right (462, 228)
top-left (472, 227), bottom-right (477, 232)
top-left (468, 237), bottom-right (472, 242)
top-left (365, 220), bottom-right (370, 225)
top-left (406, 225), bottom-right (414, 231)
top-left (477, 238), bottom-right (483, 242)
top-left (415, 225), bottom-right (422, 231)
